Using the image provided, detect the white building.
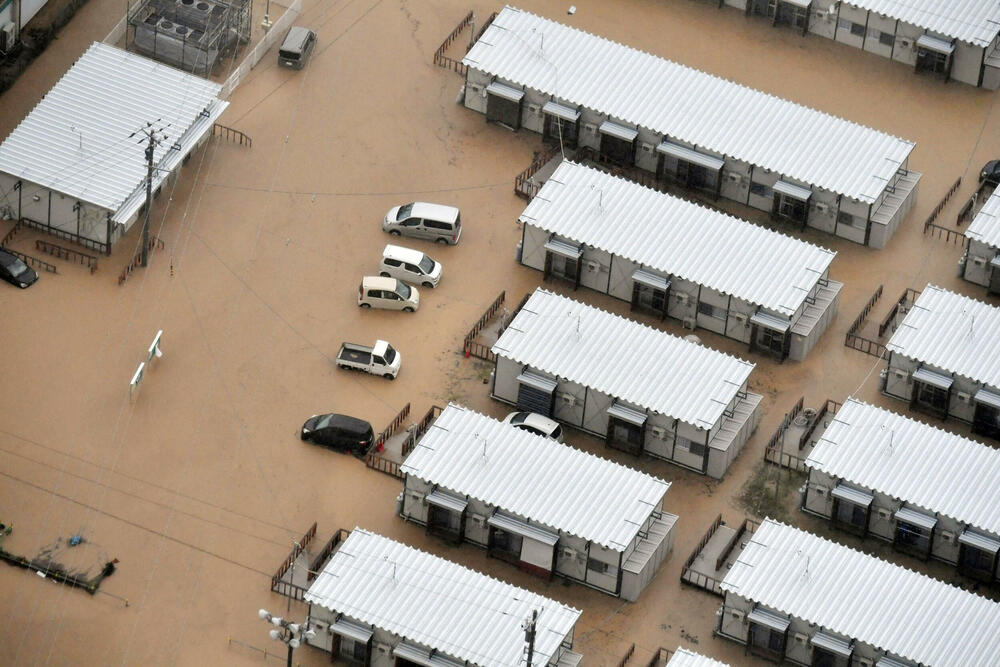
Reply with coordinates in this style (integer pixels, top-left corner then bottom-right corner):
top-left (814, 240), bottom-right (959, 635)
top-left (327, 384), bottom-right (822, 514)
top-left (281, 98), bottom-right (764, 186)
top-left (399, 404), bottom-right (677, 601)
top-left (666, 648), bottom-right (729, 667)
top-left (963, 189), bottom-right (1000, 293)
top-left (0, 42), bottom-right (227, 254)
top-left (304, 528), bottom-right (583, 666)
top-left (462, 6), bottom-right (920, 249)
top-left (716, 0), bottom-right (1000, 89)
top-left (518, 161), bottom-right (841, 361)
top-left (882, 285), bottom-right (1000, 439)
top-left (491, 288), bottom-right (761, 478)
top-left (717, 519), bottom-right (1000, 666)
top-left (803, 398), bottom-right (1000, 584)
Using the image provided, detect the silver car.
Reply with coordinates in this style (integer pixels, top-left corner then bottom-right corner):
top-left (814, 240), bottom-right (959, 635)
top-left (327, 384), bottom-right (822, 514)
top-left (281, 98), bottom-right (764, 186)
top-left (503, 411), bottom-right (564, 442)
top-left (382, 202), bottom-right (462, 245)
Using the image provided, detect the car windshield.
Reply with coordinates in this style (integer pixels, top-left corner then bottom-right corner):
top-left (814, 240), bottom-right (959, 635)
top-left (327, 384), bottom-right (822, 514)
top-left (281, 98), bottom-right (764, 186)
top-left (5, 257), bottom-right (28, 277)
top-left (510, 412), bottom-right (529, 426)
top-left (396, 203), bottom-right (414, 220)
top-left (315, 414), bottom-right (333, 429)
top-left (383, 346), bottom-right (396, 363)
top-left (418, 256), bottom-right (435, 273)
top-left (396, 282), bottom-right (411, 299)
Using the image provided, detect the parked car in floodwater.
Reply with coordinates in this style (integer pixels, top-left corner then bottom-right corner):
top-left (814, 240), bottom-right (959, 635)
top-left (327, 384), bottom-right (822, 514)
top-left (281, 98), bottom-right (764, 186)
top-left (0, 249), bottom-right (38, 289)
top-left (300, 413), bottom-right (374, 453)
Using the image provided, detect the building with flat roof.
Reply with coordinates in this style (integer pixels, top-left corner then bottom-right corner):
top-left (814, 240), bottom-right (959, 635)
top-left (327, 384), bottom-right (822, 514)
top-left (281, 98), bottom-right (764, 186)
top-left (803, 398), bottom-right (1000, 584)
top-left (963, 189), bottom-right (1000, 293)
top-left (399, 404), bottom-right (677, 600)
top-left (491, 288), bottom-right (761, 478)
top-left (462, 6), bottom-right (919, 248)
top-left (0, 42), bottom-right (227, 254)
top-left (882, 285), bottom-right (1000, 439)
top-left (518, 161), bottom-right (841, 361)
top-left (717, 519), bottom-right (1000, 666)
top-left (304, 528), bottom-right (583, 666)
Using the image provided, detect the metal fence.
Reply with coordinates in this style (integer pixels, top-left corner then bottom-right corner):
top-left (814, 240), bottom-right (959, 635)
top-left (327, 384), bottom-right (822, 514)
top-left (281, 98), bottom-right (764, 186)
top-left (213, 123), bottom-right (252, 148)
top-left (878, 287), bottom-right (921, 338)
top-left (514, 144), bottom-right (562, 200)
top-left (432, 10), bottom-right (474, 75)
top-left (371, 402), bottom-right (411, 454)
top-left (35, 239), bottom-right (98, 273)
top-left (463, 290), bottom-right (505, 360)
top-left (118, 235), bottom-right (165, 285)
top-left (680, 513), bottom-right (725, 596)
top-left (269, 522), bottom-right (316, 601)
top-left (844, 284), bottom-right (886, 357)
top-left (643, 648), bottom-right (674, 667)
top-left (615, 643), bottom-right (635, 667)
top-left (308, 528), bottom-right (350, 581)
top-left (219, 0), bottom-right (302, 98)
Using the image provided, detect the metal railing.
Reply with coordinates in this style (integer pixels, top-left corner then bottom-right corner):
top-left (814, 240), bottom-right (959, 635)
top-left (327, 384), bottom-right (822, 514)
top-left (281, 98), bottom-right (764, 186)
top-left (364, 452), bottom-right (403, 479)
top-left (371, 402), bottom-right (411, 454)
top-left (400, 405), bottom-right (442, 460)
top-left (762, 396), bottom-right (803, 466)
top-left (799, 399), bottom-right (840, 451)
top-left (270, 522), bottom-right (316, 600)
top-left (514, 143), bottom-right (563, 200)
top-left (432, 10), bottom-right (474, 75)
top-left (878, 287), bottom-right (921, 338)
top-left (220, 0), bottom-right (302, 98)
top-left (118, 236), bottom-right (165, 285)
top-left (3, 248), bottom-right (57, 274)
top-left (615, 643), bottom-right (636, 667)
top-left (213, 123), bottom-right (252, 148)
top-left (680, 514), bottom-right (724, 595)
top-left (463, 290), bottom-right (505, 360)
top-left (644, 648), bottom-right (674, 667)
top-left (715, 518), bottom-right (759, 573)
top-left (1, 218), bottom-right (22, 247)
top-left (308, 528), bottom-right (350, 581)
top-left (19, 216), bottom-right (110, 255)
top-left (920, 176), bottom-right (961, 231)
top-left (35, 239), bottom-right (98, 273)
top-left (844, 284), bottom-right (886, 357)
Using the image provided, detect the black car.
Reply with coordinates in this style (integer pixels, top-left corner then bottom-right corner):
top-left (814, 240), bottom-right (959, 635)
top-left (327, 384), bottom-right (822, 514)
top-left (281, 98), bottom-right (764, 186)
top-left (300, 413), bottom-right (374, 453)
top-left (0, 249), bottom-right (38, 288)
top-left (980, 160), bottom-right (1000, 187)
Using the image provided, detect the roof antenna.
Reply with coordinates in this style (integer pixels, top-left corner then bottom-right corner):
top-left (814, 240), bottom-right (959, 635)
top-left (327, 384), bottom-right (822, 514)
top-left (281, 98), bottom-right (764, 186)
top-left (70, 125), bottom-right (83, 152)
top-left (383, 555), bottom-right (397, 583)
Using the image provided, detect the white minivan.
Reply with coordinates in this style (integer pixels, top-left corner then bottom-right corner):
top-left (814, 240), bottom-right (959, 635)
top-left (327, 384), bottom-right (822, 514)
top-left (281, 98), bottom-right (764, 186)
top-left (358, 276), bottom-right (420, 312)
top-left (379, 245), bottom-right (442, 288)
top-left (382, 202), bottom-right (462, 244)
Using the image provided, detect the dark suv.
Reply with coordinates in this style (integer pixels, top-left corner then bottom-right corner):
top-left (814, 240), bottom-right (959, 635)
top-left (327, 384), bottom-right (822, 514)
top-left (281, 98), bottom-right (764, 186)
top-left (980, 160), bottom-right (1000, 187)
top-left (0, 249), bottom-right (38, 289)
top-left (300, 413), bottom-right (374, 453)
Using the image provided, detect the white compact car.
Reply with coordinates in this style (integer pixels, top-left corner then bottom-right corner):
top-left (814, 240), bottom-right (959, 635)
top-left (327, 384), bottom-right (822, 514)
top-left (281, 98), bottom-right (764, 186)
top-left (357, 276), bottom-right (420, 312)
top-left (382, 202), bottom-right (462, 245)
top-left (503, 411), bottom-right (564, 442)
top-left (379, 244), bottom-right (442, 288)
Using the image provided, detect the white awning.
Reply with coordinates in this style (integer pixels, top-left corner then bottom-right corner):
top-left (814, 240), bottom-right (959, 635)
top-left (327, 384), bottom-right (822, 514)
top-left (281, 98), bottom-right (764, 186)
top-left (974, 388), bottom-right (1000, 410)
top-left (917, 34), bottom-right (955, 55)
top-left (895, 507), bottom-right (938, 531)
top-left (876, 658), bottom-right (914, 667)
top-left (599, 120), bottom-right (638, 142)
top-left (544, 238), bottom-right (584, 260)
top-left (486, 81), bottom-right (525, 102)
top-left (393, 642), bottom-right (464, 667)
top-left (750, 310), bottom-right (791, 333)
top-left (488, 512), bottom-right (560, 546)
top-left (330, 618), bottom-right (373, 644)
top-left (781, 0), bottom-right (811, 8)
top-left (542, 100), bottom-right (581, 122)
top-left (747, 607), bottom-right (790, 633)
top-left (773, 179), bottom-right (813, 201)
top-left (958, 529), bottom-right (1000, 554)
top-left (831, 484), bottom-right (874, 508)
top-left (811, 631), bottom-right (853, 658)
top-left (990, 254), bottom-right (1000, 268)
top-left (632, 268), bottom-right (671, 291)
top-left (516, 371), bottom-right (558, 393)
top-left (426, 489), bottom-right (468, 513)
top-left (912, 367), bottom-right (953, 391)
top-left (656, 141), bottom-right (725, 171)
top-left (607, 402), bottom-right (648, 426)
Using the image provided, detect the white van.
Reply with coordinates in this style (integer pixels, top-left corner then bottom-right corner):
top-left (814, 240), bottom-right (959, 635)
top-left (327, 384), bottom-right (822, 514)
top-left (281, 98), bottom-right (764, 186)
top-left (379, 245), bottom-right (442, 288)
top-left (382, 202), bottom-right (462, 245)
top-left (357, 276), bottom-right (420, 312)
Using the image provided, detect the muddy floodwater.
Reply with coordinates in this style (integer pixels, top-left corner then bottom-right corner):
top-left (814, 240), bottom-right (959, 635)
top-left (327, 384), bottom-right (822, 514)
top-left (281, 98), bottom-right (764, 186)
top-left (2, 0), bottom-right (999, 665)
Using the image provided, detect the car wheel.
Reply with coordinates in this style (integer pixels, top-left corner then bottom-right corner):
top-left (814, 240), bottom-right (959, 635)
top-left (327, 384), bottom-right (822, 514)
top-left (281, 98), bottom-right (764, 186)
top-left (436, 238), bottom-right (448, 244)
top-left (383, 373), bottom-right (395, 380)
top-left (389, 230), bottom-right (401, 236)
top-left (403, 306), bottom-right (414, 312)
top-left (422, 281), bottom-right (433, 288)
top-left (380, 271), bottom-right (391, 277)
top-left (360, 303), bottom-right (371, 308)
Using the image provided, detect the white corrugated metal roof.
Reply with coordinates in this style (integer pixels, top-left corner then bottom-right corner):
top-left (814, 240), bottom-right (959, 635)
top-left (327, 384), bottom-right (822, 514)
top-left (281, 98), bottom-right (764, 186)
top-left (305, 528), bottom-right (581, 667)
top-left (521, 161), bottom-right (835, 317)
top-left (721, 520), bottom-right (1000, 667)
top-left (463, 7), bottom-right (914, 202)
top-left (806, 398), bottom-right (1000, 536)
top-left (0, 42), bottom-right (226, 218)
top-left (665, 648), bottom-right (730, 667)
top-left (844, 0), bottom-right (1000, 47)
top-left (965, 188), bottom-right (1000, 249)
top-left (400, 404), bottom-right (670, 551)
top-left (886, 285), bottom-right (1000, 389)
top-left (492, 289), bottom-right (755, 429)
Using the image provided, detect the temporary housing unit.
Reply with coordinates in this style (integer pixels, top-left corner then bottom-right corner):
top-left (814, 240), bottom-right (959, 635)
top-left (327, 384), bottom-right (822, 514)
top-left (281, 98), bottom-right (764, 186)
top-left (963, 189), bottom-right (1000, 293)
top-left (665, 649), bottom-right (729, 667)
top-left (491, 289), bottom-right (761, 478)
top-left (399, 404), bottom-right (677, 601)
top-left (518, 161), bottom-right (841, 362)
top-left (304, 528), bottom-right (583, 666)
top-left (0, 42), bottom-right (227, 254)
top-left (462, 7), bottom-right (919, 249)
top-left (714, 0), bottom-right (1000, 89)
top-left (717, 519), bottom-right (1000, 666)
top-left (803, 398), bottom-right (1000, 584)
top-left (0, 0), bottom-right (50, 52)
top-left (883, 285), bottom-right (1000, 439)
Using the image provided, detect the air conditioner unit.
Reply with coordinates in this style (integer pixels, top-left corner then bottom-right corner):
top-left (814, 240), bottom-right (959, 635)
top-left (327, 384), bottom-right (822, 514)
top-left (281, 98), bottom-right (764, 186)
top-left (561, 393), bottom-right (577, 406)
top-left (676, 292), bottom-right (690, 305)
top-left (856, 658), bottom-right (874, 667)
top-left (561, 547), bottom-right (577, 559)
top-left (470, 513), bottom-right (486, 525)
top-left (899, 38), bottom-right (912, 49)
top-left (877, 507), bottom-right (892, 521)
top-left (0, 23), bottom-right (15, 53)
top-left (526, 103), bottom-right (541, 115)
top-left (793, 632), bottom-right (809, 645)
top-left (940, 530), bottom-right (957, 544)
top-left (813, 485), bottom-right (827, 497)
top-left (956, 391), bottom-right (972, 404)
top-left (682, 317), bottom-right (696, 330)
top-left (732, 312), bottom-right (748, 326)
top-left (814, 202), bottom-right (829, 214)
top-left (729, 609), bottom-right (744, 621)
top-left (407, 490), bottom-right (425, 502)
top-left (583, 122), bottom-right (598, 134)
top-left (375, 643), bottom-right (392, 654)
top-left (972, 256), bottom-right (987, 267)
top-left (892, 368), bottom-right (910, 381)
top-left (640, 142), bottom-right (655, 153)
top-left (649, 425), bottom-right (667, 440)
top-left (586, 260), bottom-right (600, 272)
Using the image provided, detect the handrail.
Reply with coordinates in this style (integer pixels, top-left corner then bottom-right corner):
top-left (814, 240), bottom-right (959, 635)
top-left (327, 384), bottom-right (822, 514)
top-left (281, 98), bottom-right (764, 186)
top-left (19, 217), bottom-right (110, 255)
top-left (644, 648), bottom-right (674, 667)
top-left (799, 398), bottom-right (840, 450)
top-left (433, 10), bottom-right (475, 75)
top-left (3, 248), bottom-right (58, 274)
top-left (400, 405), bottom-right (443, 461)
top-left (463, 290), bottom-right (506, 359)
top-left (683, 514), bottom-right (723, 572)
top-left (514, 143), bottom-right (562, 200)
top-left (212, 123), bottom-right (252, 148)
top-left (921, 176), bottom-right (961, 232)
top-left (118, 235), bottom-right (165, 286)
top-left (878, 287), bottom-right (921, 338)
top-left (844, 284), bottom-right (886, 357)
top-left (372, 402), bottom-right (411, 454)
top-left (35, 239), bottom-right (98, 273)
top-left (762, 396), bottom-right (803, 461)
top-left (270, 522), bottom-right (317, 593)
top-left (716, 518), bottom-right (759, 572)
top-left (615, 643), bottom-right (635, 667)
top-left (308, 528), bottom-right (350, 581)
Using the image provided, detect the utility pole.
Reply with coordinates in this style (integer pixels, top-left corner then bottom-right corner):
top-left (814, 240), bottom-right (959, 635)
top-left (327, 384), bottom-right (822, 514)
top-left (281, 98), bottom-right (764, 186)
top-left (131, 122), bottom-right (164, 268)
top-left (523, 610), bottom-right (537, 667)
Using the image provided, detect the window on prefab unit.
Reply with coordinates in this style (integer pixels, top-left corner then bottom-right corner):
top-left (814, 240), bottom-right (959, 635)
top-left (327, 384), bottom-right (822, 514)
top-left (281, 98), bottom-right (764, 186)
top-left (750, 182), bottom-right (771, 198)
top-left (757, 326), bottom-right (786, 355)
top-left (747, 609), bottom-right (789, 662)
top-left (912, 380), bottom-right (949, 418)
top-left (777, 194), bottom-right (808, 223)
top-left (958, 530), bottom-right (1000, 581)
top-left (837, 211), bottom-right (859, 228)
top-left (490, 528), bottom-right (523, 557)
top-left (893, 508), bottom-right (936, 558)
top-left (878, 31), bottom-right (895, 47)
top-left (972, 393), bottom-right (1000, 441)
top-left (835, 499), bottom-right (868, 529)
top-left (850, 22), bottom-right (865, 37)
top-left (586, 558), bottom-right (609, 574)
top-left (697, 302), bottom-right (723, 318)
top-left (338, 637), bottom-right (368, 663)
top-left (676, 436), bottom-right (706, 459)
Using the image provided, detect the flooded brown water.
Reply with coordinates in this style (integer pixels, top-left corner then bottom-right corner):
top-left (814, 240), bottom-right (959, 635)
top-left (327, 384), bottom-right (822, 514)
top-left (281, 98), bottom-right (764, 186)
top-left (1, 0), bottom-right (998, 665)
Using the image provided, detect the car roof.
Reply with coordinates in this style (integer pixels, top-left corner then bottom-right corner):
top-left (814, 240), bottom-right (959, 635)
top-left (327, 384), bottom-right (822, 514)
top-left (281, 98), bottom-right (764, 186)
top-left (0, 248), bottom-right (16, 265)
top-left (410, 202), bottom-right (459, 222)
top-left (322, 414), bottom-right (373, 435)
top-left (517, 412), bottom-right (560, 431)
top-left (281, 26), bottom-right (314, 50)
top-left (362, 276), bottom-right (400, 291)
top-left (382, 244), bottom-right (426, 264)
